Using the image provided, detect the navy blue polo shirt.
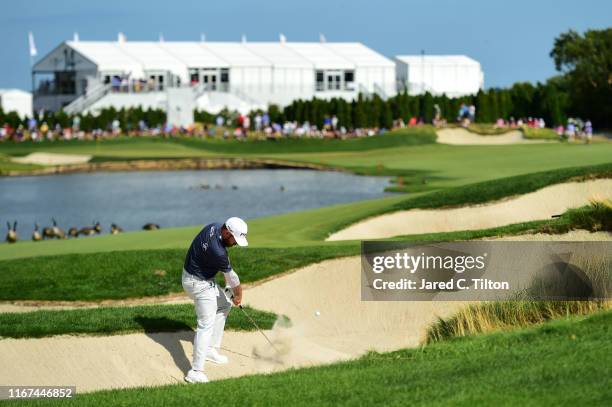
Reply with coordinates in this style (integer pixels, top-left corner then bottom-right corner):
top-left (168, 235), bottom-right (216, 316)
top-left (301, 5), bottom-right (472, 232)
top-left (183, 222), bottom-right (232, 280)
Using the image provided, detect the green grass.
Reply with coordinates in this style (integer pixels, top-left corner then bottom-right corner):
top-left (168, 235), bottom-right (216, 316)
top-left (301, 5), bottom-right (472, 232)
top-left (521, 126), bottom-right (561, 140)
top-left (274, 142), bottom-right (612, 190)
top-left (173, 127), bottom-right (437, 154)
top-left (0, 304), bottom-right (278, 339)
top-left (0, 128), bottom-right (436, 159)
top-left (0, 153), bottom-right (43, 174)
top-left (391, 162), bottom-right (612, 211)
top-left (540, 198), bottom-right (612, 233)
top-left (0, 137), bottom-right (218, 159)
top-left (10, 309), bottom-right (612, 406)
top-left (0, 246), bottom-right (356, 301)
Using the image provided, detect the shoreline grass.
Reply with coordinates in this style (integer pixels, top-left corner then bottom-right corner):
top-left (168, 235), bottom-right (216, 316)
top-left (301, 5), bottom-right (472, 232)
top-left (8, 310), bottom-right (612, 406)
top-left (0, 303), bottom-right (278, 339)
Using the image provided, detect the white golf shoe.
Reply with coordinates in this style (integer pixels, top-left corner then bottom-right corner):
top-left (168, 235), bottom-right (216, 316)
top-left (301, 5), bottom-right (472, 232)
top-left (185, 369), bottom-right (209, 384)
top-left (206, 348), bottom-right (229, 364)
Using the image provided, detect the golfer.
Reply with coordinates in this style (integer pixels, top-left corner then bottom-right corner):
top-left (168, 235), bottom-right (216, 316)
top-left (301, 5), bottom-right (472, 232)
top-left (182, 217), bottom-right (248, 383)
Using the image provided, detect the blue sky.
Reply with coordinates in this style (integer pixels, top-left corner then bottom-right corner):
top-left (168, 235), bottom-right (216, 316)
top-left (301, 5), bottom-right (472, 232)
top-left (0, 0), bottom-right (610, 90)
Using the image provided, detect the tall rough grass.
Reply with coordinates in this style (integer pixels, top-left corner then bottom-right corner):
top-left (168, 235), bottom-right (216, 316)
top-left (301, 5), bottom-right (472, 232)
top-left (425, 300), bottom-right (611, 344)
top-left (425, 198), bottom-right (612, 344)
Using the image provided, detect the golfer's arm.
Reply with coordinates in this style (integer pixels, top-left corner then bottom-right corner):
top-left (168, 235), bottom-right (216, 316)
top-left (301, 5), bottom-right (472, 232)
top-left (224, 269), bottom-right (243, 304)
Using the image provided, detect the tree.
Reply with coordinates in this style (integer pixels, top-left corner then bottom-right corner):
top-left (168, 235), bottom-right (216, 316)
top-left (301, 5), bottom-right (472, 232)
top-left (550, 28), bottom-right (612, 127)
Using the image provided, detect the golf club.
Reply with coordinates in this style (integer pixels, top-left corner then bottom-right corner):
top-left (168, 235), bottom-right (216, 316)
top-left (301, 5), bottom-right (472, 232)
top-left (225, 287), bottom-right (280, 354)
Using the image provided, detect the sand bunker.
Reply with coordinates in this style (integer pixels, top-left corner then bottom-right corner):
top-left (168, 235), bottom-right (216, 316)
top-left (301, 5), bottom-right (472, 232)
top-left (436, 128), bottom-right (551, 145)
top-left (12, 153), bottom-right (92, 166)
top-left (0, 256), bottom-right (466, 393)
top-left (327, 179), bottom-right (612, 241)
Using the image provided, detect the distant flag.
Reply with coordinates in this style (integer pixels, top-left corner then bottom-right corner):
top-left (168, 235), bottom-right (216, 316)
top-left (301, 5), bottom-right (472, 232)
top-left (241, 34), bottom-right (247, 43)
top-left (28, 31), bottom-right (37, 57)
top-left (73, 32), bottom-right (80, 42)
top-left (319, 33), bottom-right (326, 43)
top-left (159, 32), bottom-right (164, 42)
top-left (200, 33), bottom-right (206, 42)
top-left (279, 33), bottom-right (287, 43)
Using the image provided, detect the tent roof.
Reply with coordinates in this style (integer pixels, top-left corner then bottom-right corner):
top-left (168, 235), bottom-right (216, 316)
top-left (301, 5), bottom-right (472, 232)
top-left (241, 43), bottom-right (313, 68)
top-left (66, 41), bottom-right (144, 77)
top-left (199, 42), bottom-right (270, 67)
top-left (159, 42), bottom-right (229, 68)
top-left (395, 55), bottom-right (481, 66)
top-left (56, 41), bottom-right (395, 75)
top-left (325, 43), bottom-right (395, 67)
top-left (283, 43), bottom-right (354, 70)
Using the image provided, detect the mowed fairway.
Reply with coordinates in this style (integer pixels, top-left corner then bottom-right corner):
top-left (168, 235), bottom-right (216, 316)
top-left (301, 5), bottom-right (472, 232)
top-left (266, 142), bottom-right (612, 187)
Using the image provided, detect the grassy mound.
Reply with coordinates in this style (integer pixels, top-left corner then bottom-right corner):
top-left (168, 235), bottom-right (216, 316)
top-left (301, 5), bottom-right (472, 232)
top-left (0, 246), bottom-right (355, 301)
top-left (0, 304), bottom-right (278, 339)
top-left (521, 126), bottom-right (560, 140)
top-left (540, 198), bottom-right (612, 233)
top-left (426, 300), bottom-right (610, 344)
top-left (392, 162), bottom-right (612, 211)
top-left (174, 127), bottom-right (437, 154)
top-left (0, 127), bottom-right (437, 159)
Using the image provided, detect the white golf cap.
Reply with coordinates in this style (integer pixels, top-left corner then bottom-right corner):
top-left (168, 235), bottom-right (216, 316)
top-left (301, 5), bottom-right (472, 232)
top-left (225, 217), bottom-right (248, 246)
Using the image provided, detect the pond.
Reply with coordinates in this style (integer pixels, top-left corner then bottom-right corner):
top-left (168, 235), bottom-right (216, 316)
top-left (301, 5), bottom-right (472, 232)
top-left (0, 169), bottom-right (392, 238)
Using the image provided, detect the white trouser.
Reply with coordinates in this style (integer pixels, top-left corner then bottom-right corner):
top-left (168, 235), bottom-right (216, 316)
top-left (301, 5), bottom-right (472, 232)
top-left (182, 269), bottom-right (232, 371)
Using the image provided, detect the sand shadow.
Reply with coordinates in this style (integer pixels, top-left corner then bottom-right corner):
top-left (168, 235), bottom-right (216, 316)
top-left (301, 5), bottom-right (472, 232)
top-left (134, 316), bottom-right (194, 375)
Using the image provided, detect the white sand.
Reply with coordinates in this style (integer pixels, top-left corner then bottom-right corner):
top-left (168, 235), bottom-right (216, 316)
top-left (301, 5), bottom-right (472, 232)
top-left (327, 179), bottom-right (612, 241)
top-left (436, 128), bottom-right (551, 145)
top-left (12, 153), bottom-right (92, 165)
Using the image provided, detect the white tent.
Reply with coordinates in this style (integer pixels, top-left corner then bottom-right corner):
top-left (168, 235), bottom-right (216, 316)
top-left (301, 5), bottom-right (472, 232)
top-left (395, 55), bottom-right (484, 97)
top-left (0, 89), bottom-right (32, 118)
top-left (33, 39), bottom-right (398, 113)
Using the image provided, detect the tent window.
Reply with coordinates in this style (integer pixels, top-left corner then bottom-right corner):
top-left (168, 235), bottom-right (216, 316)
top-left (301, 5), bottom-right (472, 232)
top-left (190, 70), bottom-right (199, 84)
top-left (315, 71), bottom-right (324, 91)
top-left (220, 69), bottom-right (229, 83)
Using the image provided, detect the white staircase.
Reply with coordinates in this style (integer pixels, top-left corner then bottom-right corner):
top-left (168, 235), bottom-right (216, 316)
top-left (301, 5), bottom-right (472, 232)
top-left (64, 83), bottom-right (264, 117)
top-left (63, 83), bottom-right (111, 114)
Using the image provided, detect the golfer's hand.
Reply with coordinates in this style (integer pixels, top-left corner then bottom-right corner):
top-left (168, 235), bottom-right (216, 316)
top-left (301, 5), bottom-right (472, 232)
top-left (232, 285), bottom-right (243, 306)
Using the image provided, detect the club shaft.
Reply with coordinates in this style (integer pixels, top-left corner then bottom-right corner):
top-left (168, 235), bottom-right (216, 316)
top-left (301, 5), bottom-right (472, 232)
top-left (239, 305), bottom-right (280, 353)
